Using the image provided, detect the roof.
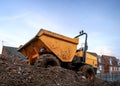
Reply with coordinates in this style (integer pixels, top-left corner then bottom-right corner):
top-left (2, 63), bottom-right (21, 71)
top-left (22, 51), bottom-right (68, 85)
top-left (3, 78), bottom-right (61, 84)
top-left (2, 46), bottom-right (26, 59)
top-left (101, 55), bottom-right (118, 66)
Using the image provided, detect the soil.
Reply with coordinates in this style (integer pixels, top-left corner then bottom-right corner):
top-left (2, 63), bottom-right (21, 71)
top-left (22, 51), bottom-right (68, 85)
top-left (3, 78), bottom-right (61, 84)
top-left (0, 55), bottom-right (120, 86)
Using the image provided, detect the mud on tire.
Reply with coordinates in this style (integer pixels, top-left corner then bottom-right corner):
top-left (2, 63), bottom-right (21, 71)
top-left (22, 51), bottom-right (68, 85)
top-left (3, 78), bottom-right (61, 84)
top-left (78, 64), bottom-right (95, 80)
top-left (35, 54), bottom-right (60, 68)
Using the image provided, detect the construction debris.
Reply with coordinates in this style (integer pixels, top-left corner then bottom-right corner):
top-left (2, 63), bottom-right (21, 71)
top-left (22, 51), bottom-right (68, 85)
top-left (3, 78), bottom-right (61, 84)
top-left (0, 55), bottom-right (120, 86)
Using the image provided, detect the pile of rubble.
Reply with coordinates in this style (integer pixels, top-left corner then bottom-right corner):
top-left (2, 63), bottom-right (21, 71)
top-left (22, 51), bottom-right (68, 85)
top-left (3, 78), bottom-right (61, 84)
top-left (0, 55), bottom-right (119, 86)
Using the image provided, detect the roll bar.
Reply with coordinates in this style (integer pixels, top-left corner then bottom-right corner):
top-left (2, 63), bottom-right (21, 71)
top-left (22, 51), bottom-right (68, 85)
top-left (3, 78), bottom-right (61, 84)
top-left (75, 30), bottom-right (88, 62)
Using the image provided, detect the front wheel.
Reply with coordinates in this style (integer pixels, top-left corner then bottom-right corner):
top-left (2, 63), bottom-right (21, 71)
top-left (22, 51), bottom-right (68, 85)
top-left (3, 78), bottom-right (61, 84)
top-left (35, 54), bottom-right (60, 68)
top-left (78, 65), bottom-right (95, 80)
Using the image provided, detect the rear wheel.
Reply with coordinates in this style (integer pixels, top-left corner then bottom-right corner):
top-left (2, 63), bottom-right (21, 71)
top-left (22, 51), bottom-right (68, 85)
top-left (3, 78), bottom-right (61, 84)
top-left (78, 64), bottom-right (95, 80)
top-left (35, 54), bottom-right (60, 68)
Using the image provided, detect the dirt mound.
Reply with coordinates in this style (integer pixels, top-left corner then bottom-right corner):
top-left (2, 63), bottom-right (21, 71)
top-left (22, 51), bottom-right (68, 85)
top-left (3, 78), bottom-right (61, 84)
top-left (0, 55), bottom-right (120, 86)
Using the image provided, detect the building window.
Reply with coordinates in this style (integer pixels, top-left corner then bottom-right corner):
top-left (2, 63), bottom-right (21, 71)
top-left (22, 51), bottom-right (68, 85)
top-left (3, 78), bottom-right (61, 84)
top-left (98, 56), bottom-right (101, 63)
top-left (118, 60), bottom-right (120, 66)
top-left (110, 66), bottom-right (112, 72)
top-left (99, 65), bottom-right (102, 70)
top-left (109, 58), bottom-right (112, 65)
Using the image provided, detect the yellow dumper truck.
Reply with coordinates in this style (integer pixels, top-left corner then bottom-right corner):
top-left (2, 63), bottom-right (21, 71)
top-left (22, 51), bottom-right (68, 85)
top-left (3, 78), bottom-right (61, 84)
top-left (18, 29), bottom-right (98, 80)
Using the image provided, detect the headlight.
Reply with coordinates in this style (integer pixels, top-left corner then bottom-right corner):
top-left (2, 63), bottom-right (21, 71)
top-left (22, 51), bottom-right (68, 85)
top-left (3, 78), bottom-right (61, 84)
top-left (39, 47), bottom-right (46, 53)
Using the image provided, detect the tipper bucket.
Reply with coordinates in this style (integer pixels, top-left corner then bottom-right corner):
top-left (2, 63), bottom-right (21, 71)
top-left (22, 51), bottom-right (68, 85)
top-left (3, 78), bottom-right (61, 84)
top-left (18, 29), bottom-right (79, 63)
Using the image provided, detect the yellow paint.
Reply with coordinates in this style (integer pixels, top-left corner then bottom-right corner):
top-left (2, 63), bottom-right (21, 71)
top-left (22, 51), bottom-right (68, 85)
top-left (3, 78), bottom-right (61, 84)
top-left (86, 53), bottom-right (98, 68)
top-left (75, 51), bottom-right (84, 57)
top-left (39, 29), bottom-right (79, 62)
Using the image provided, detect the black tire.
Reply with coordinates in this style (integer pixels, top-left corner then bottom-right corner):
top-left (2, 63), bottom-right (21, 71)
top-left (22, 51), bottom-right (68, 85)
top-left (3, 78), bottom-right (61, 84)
top-left (35, 54), bottom-right (60, 68)
top-left (79, 65), bottom-right (95, 80)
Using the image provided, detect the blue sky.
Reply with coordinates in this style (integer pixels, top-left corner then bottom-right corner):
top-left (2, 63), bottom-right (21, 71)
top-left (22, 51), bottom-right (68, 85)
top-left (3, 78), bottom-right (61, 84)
top-left (0, 0), bottom-right (120, 59)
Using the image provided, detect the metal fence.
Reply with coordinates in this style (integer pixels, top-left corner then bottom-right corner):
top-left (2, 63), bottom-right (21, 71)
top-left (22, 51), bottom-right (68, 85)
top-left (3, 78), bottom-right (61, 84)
top-left (96, 73), bottom-right (120, 81)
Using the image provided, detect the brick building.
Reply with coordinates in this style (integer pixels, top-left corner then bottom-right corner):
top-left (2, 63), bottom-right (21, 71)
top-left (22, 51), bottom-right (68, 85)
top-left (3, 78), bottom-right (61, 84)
top-left (101, 55), bottom-right (119, 73)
